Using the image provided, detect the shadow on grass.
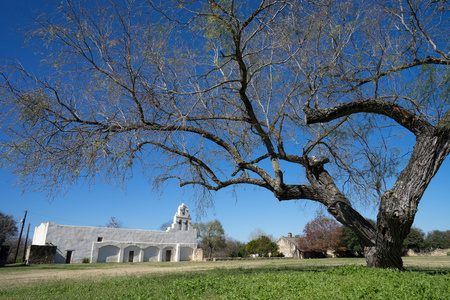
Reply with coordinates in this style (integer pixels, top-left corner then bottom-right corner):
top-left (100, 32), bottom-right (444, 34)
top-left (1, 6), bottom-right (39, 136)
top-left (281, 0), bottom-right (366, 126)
top-left (203, 264), bottom-right (450, 277)
top-left (405, 266), bottom-right (450, 275)
top-left (1, 263), bottom-right (28, 268)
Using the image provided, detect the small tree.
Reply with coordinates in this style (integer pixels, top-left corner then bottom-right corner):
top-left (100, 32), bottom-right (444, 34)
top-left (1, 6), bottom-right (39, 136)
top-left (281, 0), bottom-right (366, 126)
top-left (195, 219), bottom-right (226, 259)
top-left (237, 245), bottom-right (247, 258)
top-left (342, 226), bottom-right (363, 254)
top-left (402, 227), bottom-right (425, 253)
top-left (105, 217), bottom-right (123, 229)
top-left (298, 217), bottom-right (344, 254)
top-left (342, 219), bottom-right (376, 255)
top-left (248, 228), bottom-right (274, 242)
top-left (246, 235), bottom-right (279, 257)
top-left (159, 220), bottom-right (173, 231)
top-left (214, 237), bottom-right (245, 258)
top-left (0, 211), bottom-right (17, 248)
top-left (6, 236), bottom-right (31, 264)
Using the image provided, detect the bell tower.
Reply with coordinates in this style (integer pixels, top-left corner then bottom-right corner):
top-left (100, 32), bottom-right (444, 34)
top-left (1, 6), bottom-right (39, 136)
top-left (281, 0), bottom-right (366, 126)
top-left (168, 203), bottom-right (193, 231)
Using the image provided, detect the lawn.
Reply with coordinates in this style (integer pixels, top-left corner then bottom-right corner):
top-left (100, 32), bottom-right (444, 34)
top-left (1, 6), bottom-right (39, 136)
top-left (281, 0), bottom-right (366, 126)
top-left (1, 257), bottom-right (449, 299)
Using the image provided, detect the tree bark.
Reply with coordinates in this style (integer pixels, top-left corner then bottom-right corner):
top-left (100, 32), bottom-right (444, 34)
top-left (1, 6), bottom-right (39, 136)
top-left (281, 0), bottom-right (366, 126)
top-left (366, 131), bottom-right (450, 268)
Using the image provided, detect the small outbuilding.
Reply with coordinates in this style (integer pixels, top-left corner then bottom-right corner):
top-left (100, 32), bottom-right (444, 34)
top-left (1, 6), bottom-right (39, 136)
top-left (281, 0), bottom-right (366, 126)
top-left (276, 233), bottom-right (301, 258)
top-left (276, 233), bottom-right (340, 259)
top-left (28, 203), bottom-right (198, 264)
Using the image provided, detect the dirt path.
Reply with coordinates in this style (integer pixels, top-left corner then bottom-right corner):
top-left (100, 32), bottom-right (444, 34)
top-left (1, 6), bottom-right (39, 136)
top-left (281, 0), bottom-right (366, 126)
top-left (1, 264), bottom-right (199, 290)
top-left (0, 260), bottom-right (272, 290)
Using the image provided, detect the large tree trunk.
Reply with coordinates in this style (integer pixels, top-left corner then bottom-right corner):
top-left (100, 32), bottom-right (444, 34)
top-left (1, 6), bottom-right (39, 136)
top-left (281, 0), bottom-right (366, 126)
top-left (364, 132), bottom-right (450, 269)
top-left (359, 224), bottom-right (404, 269)
top-left (313, 132), bottom-right (450, 269)
top-left (302, 94), bottom-right (450, 270)
top-left (279, 114), bottom-right (450, 269)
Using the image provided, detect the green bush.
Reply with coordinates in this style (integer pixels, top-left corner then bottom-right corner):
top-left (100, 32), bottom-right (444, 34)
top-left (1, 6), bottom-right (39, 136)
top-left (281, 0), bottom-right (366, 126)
top-left (82, 258), bottom-right (90, 263)
top-left (447, 252), bottom-right (450, 256)
top-left (272, 250), bottom-right (284, 257)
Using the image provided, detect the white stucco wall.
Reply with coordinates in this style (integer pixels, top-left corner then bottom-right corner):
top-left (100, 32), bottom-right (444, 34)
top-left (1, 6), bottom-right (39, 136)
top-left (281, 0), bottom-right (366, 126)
top-left (31, 203), bottom-right (198, 264)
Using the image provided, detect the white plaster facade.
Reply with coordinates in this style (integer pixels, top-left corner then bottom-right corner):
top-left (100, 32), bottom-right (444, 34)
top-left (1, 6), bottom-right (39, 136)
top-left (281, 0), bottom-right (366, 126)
top-left (31, 203), bottom-right (197, 264)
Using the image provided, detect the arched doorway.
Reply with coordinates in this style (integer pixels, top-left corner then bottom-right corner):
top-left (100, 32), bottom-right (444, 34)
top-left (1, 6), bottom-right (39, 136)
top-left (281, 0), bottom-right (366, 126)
top-left (123, 246), bottom-right (140, 262)
top-left (163, 247), bottom-right (174, 262)
top-left (97, 245), bottom-right (120, 263)
top-left (143, 246), bottom-right (159, 262)
top-left (180, 247), bottom-right (193, 261)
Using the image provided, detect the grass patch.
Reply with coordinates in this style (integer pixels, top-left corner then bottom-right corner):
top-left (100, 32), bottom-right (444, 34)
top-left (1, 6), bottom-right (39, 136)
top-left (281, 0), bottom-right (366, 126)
top-left (0, 261), bottom-right (197, 273)
top-left (1, 260), bottom-right (449, 299)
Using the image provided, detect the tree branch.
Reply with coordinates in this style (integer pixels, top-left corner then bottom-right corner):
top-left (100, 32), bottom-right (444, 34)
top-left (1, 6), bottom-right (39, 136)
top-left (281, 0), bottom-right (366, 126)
top-left (304, 97), bottom-right (435, 136)
top-left (348, 56), bottom-right (450, 88)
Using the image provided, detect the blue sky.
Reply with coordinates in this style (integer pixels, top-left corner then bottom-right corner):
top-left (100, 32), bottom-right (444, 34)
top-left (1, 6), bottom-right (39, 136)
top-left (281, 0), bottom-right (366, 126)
top-left (0, 0), bottom-right (448, 243)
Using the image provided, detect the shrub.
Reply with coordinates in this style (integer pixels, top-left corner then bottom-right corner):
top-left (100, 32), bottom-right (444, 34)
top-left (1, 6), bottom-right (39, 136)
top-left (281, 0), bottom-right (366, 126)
top-left (272, 251), bottom-right (285, 257)
top-left (82, 257), bottom-right (90, 263)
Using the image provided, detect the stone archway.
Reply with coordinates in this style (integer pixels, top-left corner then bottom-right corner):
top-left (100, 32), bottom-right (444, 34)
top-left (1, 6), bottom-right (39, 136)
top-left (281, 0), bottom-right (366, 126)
top-left (97, 245), bottom-right (120, 263)
top-left (143, 246), bottom-right (159, 262)
top-left (123, 246), bottom-right (140, 262)
top-left (180, 247), bottom-right (193, 261)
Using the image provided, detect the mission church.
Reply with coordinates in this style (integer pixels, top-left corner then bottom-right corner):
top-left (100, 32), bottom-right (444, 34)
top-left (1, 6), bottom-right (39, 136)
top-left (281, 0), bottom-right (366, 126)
top-left (28, 203), bottom-right (199, 264)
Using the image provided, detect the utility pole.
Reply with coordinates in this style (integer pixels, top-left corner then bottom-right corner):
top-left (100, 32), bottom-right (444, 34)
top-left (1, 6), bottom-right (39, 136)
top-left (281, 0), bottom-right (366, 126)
top-left (22, 223), bottom-right (30, 264)
top-left (14, 210), bottom-right (27, 263)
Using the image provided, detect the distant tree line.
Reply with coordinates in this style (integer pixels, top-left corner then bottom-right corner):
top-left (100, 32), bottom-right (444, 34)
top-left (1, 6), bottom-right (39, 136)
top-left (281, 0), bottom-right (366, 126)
top-left (298, 216), bottom-right (450, 257)
top-left (191, 220), bottom-right (284, 259)
top-left (189, 217), bottom-right (450, 259)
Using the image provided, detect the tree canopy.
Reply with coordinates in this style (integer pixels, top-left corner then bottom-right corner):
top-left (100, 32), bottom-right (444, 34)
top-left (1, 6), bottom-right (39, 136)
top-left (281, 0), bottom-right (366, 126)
top-left (214, 237), bottom-right (246, 258)
top-left (246, 235), bottom-right (279, 257)
top-left (195, 219), bottom-right (226, 259)
top-left (105, 217), bottom-right (124, 228)
top-left (402, 227), bottom-right (425, 252)
top-left (424, 230), bottom-right (450, 250)
top-left (0, 211), bottom-right (17, 248)
top-left (298, 216), bottom-right (345, 253)
top-left (1, 0), bottom-right (449, 269)
top-left (342, 219), bottom-right (376, 254)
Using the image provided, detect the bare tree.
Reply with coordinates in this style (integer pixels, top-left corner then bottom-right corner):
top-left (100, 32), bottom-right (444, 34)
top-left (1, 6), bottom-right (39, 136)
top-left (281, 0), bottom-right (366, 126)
top-left (0, 0), bottom-right (449, 269)
top-left (105, 217), bottom-right (123, 229)
top-left (159, 220), bottom-right (173, 231)
top-left (248, 228), bottom-right (274, 242)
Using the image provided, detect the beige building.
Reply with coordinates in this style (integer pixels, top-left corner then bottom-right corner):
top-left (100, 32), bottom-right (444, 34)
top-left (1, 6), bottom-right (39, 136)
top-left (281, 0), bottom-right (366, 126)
top-left (276, 233), bottom-right (340, 259)
top-left (276, 233), bottom-right (301, 258)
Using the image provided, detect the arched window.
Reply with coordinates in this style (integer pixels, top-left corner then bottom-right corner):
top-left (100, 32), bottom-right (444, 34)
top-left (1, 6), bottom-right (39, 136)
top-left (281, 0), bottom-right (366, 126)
top-left (185, 220), bottom-right (189, 231)
top-left (178, 220), bottom-right (182, 230)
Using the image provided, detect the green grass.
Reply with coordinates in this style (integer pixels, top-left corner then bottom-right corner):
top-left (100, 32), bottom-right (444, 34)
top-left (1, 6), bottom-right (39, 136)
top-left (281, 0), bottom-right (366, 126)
top-left (1, 258), bottom-right (449, 299)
